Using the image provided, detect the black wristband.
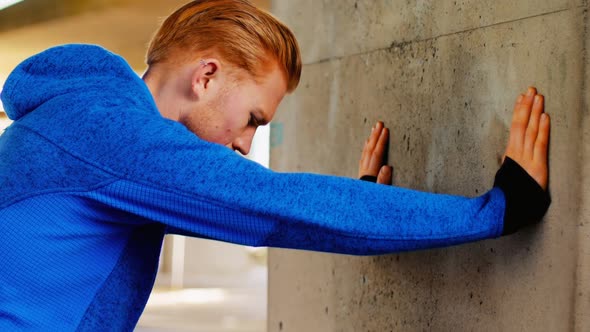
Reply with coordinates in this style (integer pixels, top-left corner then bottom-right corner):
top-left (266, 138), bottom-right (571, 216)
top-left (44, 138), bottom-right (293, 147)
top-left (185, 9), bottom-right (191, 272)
top-left (359, 175), bottom-right (377, 183)
top-left (493, 156), bottom-right (551, 235)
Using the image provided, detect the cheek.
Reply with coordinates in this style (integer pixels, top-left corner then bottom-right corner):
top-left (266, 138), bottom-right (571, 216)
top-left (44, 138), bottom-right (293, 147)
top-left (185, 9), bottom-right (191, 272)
top-left (222, 95), bottom-right (249, 129)
top-left (213, 98), bottom-right (246, 143)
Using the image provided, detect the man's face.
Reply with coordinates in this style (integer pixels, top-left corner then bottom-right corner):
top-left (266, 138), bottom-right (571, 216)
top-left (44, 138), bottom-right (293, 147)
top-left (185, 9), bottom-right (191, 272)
top-left (180, 62), bottom-right (288, 155)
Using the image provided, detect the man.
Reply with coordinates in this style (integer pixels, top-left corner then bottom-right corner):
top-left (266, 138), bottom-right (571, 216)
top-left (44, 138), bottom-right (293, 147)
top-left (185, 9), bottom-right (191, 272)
top-left (0, 0), bottom-right (550, 330)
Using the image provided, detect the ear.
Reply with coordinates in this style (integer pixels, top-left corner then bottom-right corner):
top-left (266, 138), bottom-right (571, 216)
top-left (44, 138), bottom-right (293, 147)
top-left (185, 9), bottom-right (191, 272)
top-left (190, 59), bottom-right (221, 99)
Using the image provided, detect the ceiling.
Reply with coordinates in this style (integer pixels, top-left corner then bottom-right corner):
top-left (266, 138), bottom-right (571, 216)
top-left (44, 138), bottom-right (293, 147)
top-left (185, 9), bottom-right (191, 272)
top-left (0, 0), bottom-right (270, 74)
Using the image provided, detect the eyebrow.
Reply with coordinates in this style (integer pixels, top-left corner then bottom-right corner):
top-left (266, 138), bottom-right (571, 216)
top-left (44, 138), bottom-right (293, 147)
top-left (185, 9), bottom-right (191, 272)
top-left (253, 108), bottom-right (270, 126)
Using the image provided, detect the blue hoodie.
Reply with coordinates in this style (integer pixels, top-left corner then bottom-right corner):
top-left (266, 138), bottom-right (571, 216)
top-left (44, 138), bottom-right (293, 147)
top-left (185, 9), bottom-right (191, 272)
top-left (0, 44), bottom-right (505, 330)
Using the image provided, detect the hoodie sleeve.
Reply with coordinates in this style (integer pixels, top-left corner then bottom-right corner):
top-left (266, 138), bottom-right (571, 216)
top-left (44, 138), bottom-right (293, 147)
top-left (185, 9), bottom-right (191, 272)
top-left (86, 163), bottom-right (506, 256)
top-left (17, 100), bottom-right (506, 255)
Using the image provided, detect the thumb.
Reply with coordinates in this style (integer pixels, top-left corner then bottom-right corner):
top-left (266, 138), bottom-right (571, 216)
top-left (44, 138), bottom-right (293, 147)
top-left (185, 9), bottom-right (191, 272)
top-left (377, 165), bottom-right (393, 185)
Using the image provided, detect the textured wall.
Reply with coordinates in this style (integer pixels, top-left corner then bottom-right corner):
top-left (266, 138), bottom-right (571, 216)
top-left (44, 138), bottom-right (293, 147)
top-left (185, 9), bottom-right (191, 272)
top-left (268, 0), bottom-right (589, 331)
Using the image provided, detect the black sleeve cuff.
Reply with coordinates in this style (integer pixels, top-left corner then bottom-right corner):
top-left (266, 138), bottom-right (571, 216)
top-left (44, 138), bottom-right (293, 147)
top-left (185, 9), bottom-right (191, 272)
top-left (359, 175), bottom-right (377, 183)
top-left (493, 156), bottom-right (551, 235)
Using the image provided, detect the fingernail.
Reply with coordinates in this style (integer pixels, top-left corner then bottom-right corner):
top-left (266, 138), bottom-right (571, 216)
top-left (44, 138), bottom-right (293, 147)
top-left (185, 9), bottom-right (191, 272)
top-left (534, 95), bottom-right (540, 104)
top-left (517, 95), bottom-right (523, 103)
top-left (527, 87), bottom-right (535, 96)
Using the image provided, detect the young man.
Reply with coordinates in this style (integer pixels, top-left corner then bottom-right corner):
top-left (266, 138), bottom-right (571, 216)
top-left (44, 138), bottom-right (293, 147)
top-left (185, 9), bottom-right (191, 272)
top-left (0, 0), bottom-right (550, 330)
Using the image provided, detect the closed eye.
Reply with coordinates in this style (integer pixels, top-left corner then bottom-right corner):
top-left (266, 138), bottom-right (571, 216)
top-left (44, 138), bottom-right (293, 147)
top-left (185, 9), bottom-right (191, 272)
top-left (249, 114), bottom-right (259, 127)
top-left (251, 107), bottom-right (270, 126)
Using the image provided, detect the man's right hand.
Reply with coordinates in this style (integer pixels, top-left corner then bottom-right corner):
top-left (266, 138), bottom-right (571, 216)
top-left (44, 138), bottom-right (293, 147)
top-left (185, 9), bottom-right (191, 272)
top-left (503, 87), bottom-right (550, 191)
top-left (494, 86), bottom-right (551, 235)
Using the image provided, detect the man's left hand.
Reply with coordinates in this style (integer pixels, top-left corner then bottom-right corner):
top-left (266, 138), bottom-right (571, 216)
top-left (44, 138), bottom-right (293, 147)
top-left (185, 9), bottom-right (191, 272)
top-left (358, 121), bottom-right (393, 185)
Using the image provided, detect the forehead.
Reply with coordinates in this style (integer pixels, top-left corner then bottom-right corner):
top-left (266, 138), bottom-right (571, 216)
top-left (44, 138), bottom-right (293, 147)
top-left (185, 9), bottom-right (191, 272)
top-left (260, 63), bottom-right (288, 99)
top-left (258, 65), bottom-right (287, 117)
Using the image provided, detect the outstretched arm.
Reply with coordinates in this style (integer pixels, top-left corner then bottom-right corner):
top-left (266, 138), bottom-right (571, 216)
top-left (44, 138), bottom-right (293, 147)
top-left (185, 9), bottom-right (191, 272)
top-left (141, 87), bottom-right (550, 254)
top-left (69, 85), bottom-right (548, 255)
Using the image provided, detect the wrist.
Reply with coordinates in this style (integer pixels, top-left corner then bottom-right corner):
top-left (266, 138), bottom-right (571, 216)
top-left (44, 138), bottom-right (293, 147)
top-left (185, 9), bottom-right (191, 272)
top-left (493, 157), bottom-right (551, 235)
top-left (359, 175), bottom-right (377, 183)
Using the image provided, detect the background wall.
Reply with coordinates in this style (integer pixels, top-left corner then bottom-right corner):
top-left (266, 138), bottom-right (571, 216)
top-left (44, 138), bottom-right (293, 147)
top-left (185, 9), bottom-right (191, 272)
top-left (268, 0), bottom-right (589, 331)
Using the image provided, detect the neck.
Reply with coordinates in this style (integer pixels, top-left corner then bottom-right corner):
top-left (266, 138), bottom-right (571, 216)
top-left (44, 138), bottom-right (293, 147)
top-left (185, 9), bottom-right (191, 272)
top-left (142, 66), bottom-right (182, 121)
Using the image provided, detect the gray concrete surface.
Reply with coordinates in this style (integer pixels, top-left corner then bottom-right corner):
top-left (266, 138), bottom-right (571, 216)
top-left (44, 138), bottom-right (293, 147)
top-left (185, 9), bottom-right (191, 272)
top-left (273, 0), bottom-right (582, 65)
top-left (268, 1), bottom-right (589, 331)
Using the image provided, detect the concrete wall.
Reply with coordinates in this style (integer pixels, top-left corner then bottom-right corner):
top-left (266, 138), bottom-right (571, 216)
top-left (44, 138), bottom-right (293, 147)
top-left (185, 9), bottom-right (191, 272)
top-left (268, 0), bottom-right (589, 331)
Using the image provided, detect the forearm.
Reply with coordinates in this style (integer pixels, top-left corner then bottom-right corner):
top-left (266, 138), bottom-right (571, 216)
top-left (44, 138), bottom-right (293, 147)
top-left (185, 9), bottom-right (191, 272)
top-left (119, 159), bottom-right (505, 255)
top-left (255, 172), bottom-right (505, 255)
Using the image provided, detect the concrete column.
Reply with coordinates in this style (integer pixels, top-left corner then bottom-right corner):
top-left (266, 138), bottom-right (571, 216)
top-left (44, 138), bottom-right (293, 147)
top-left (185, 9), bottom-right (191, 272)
top-left (268, 0), bottom-right (589, 330)
top-left (576, 14), bottom-right (590, 330)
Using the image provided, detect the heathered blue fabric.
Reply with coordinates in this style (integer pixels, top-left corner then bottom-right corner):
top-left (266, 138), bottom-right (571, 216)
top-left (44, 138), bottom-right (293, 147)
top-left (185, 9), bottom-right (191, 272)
top-left (0, 44), bottom-right (506, 330)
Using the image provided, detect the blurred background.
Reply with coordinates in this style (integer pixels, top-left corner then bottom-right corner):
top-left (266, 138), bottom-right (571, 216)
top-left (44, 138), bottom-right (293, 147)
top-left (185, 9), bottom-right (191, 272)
top-left (0, 1), bottom-right (270, 331)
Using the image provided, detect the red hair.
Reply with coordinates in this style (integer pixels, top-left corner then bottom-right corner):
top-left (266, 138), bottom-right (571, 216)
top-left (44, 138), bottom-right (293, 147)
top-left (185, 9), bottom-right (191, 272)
top-left (147, 0), bottom-right (301, 92)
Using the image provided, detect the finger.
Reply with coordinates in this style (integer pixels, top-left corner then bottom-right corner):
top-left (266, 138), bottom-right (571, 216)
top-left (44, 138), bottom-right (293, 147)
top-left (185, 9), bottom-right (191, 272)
top-left (507, 94), bottom-right (525, 156)
top-left (361, 122), bottom-right (384, 172)
top-left (533, 113), bottom-right (550, 163)
top-left (359, 121), bottom-right (383, 171)
top-left (360, 138), bottom-right (370, 167)
top-left (369, 127), bottom-right (389, 174)
top-left (508, 88), bottom-right (536, 155)
top-left (366, 121), bottom-right (383, 154)
top-left (523, 94), bottom-right (543, 160)
top-left (523, 86), bottom-right (537, 107)
top-left (504, 94), bottom-right (524, 161)
top-left (359, 122), bottom-right (384, 177)
top-left (377, 165), bottom-right (393, 185)
top-left (517, 87), bottom-right (536, 125)
top-left (360, 126), bottom-right (374, 163)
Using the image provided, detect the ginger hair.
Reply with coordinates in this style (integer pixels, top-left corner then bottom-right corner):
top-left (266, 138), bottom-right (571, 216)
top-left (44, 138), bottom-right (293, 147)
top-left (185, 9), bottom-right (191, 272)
top-left (147, 0), bottom-right (301, 92)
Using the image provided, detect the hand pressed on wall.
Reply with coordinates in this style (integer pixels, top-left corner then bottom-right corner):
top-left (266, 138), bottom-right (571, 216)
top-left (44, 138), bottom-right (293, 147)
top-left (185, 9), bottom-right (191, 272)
top-left (502, 87), bottom-right (550, 190)
top-left (358, 121), bottom-right (393, 185)
top-left (493, 86), bottom-right (551, 235)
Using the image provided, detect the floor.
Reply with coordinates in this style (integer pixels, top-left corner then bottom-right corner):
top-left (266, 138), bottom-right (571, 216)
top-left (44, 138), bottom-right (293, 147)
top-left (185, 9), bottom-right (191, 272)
top-left (135, 287), bottom-right (266, 332)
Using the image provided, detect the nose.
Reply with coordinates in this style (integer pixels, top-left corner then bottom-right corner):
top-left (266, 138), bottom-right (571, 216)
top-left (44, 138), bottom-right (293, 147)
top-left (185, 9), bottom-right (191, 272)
top-left (230, 126), bottom-right (257, 156)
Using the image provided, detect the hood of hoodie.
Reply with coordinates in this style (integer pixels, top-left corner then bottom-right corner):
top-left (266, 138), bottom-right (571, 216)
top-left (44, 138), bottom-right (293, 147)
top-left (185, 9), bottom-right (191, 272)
top-left (1, 44), bottom-right (154, 121)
